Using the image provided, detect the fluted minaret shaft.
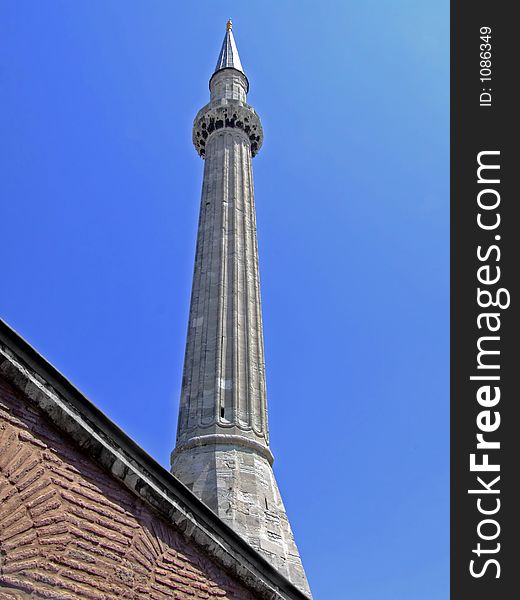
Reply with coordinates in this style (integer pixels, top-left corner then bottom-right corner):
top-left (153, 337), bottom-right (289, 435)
top-left (171, 22), bottom-right (311, 597)
top-left (177, 128), bottom-right (268, 446)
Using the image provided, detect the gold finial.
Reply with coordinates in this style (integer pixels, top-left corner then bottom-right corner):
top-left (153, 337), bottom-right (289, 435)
top-left (226, 19), bottom-right (232, 31)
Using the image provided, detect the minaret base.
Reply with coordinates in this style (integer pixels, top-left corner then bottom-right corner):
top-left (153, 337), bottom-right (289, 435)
top-left (171, 444), bottom-right (311, 597)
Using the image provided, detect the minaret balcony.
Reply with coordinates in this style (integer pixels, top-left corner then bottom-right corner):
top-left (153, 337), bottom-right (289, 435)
top-left (193, 102), bottom-right (263, 158)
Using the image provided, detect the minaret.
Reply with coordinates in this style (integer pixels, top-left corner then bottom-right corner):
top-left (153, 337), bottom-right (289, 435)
top-left (171, 21), bottom-right (311, 596)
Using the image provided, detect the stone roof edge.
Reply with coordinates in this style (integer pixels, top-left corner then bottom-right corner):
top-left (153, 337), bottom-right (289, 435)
top-left (0, 320), bottom-right (310, 600)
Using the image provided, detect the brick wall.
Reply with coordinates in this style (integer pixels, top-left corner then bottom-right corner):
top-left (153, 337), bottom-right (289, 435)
top-left (0, 376), bottom-right (257, 600)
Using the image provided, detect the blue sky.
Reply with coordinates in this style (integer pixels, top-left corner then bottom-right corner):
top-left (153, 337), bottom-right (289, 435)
top-left (1, 2), bottom-right (449, 598)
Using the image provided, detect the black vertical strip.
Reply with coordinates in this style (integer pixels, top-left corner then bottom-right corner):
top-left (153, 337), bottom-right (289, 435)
top-left (451, 3), bottom-right (518, 599)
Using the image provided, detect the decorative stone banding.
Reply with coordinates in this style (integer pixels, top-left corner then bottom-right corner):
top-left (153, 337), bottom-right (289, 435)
top-left (171, 434), bottom-right (275, 465)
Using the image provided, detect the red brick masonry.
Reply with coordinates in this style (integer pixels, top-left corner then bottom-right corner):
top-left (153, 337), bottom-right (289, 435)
top-left (0, 376), bottom-right (255, 600)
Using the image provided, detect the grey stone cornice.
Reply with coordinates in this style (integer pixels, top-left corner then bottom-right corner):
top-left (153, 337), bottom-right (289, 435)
top-left (172, 433), bottom-right (275, 465)
top-left (0, 319), bottom-right (311, 600)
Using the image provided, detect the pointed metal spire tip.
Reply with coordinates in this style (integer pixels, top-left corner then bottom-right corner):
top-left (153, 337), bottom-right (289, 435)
top-left (214, 19), bottom-right (244, 76)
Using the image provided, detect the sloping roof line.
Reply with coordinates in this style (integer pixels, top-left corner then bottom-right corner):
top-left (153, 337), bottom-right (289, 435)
top-left (0, 319), bottom-right (310, 600)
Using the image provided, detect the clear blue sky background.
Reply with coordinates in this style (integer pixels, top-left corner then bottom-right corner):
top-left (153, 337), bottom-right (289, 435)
top-left (1, 2), bottom-right (449, 598)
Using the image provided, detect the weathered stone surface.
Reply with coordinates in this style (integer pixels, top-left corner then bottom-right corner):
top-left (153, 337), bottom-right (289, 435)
top-left (172, 445), bottom-right (309, 595)
top-left (172, 27), bottom-right (311, 598)
top-left (0, 376), bottom-right (256, 600)
top-left (0, 328), bottom-right (310, 600)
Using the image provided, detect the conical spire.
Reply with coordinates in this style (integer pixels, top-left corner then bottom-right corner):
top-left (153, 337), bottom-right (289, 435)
top-left (214, 19), bottom-right (245, 75)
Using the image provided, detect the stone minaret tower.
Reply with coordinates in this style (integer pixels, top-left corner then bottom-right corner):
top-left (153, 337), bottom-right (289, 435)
top-left (171, 21), bottom-right (311, 597)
